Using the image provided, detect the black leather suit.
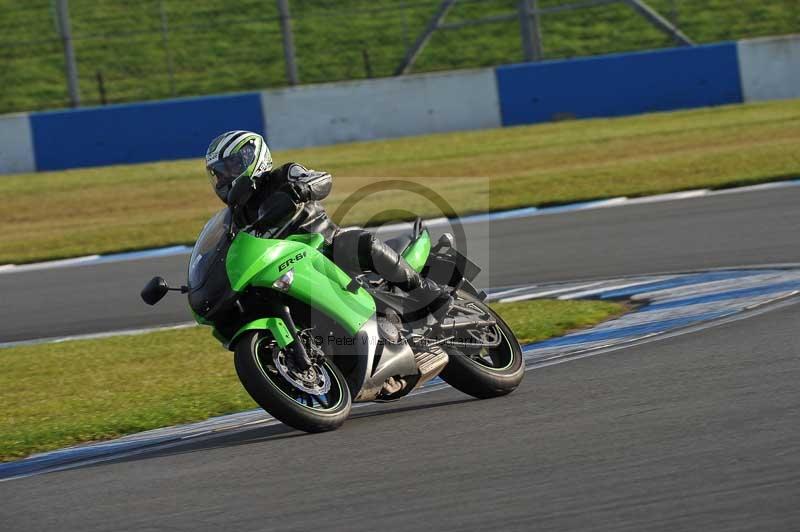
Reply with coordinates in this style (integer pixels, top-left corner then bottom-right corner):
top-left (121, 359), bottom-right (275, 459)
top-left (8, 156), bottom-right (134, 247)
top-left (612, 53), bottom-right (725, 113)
top-left (234, 162), bottom-right (441, 298)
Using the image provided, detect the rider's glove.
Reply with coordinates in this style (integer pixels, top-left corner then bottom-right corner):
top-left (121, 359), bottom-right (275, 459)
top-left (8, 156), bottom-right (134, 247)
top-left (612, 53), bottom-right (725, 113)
top-left (279, 181), bottom-right (309, 203)
top-left (283, 164), bottom-right (332, 203)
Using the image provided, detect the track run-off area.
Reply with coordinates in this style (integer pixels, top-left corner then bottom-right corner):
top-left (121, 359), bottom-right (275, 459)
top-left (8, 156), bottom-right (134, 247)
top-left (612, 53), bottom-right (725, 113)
top-left (2, 184), bottom-right (800, 531)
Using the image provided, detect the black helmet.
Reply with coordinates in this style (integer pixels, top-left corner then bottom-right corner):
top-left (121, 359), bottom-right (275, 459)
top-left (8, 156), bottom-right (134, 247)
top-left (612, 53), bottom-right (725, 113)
top-left (205, 130), bottom-right (272, 203)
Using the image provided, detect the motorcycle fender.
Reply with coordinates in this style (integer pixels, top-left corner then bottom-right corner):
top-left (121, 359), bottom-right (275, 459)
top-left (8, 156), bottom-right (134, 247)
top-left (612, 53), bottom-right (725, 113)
top-left (226, 317), bottom-right (294, 351)
top-left (426, 249), bottom-right (481, 288)
top-left (401, 229), bottom-right (431, 273)
top-left (459, 278), bottom-right (487, 301)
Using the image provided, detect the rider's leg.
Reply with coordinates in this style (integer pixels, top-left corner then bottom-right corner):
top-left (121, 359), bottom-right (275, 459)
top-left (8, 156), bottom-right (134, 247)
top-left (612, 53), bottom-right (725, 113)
top-left (333, 230), bottom-right (453, 317)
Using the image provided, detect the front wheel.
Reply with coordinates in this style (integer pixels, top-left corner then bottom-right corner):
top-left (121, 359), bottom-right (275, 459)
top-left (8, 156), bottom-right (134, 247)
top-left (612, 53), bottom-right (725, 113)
top-left (234, 331), bottom-right (352, 433)
top-left (439, 298), bottom-right (525, 399)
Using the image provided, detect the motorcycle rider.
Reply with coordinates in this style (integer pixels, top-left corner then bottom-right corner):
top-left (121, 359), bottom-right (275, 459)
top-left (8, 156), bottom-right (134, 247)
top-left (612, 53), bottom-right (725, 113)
top-left (205, 130), bottom-right (453, 318)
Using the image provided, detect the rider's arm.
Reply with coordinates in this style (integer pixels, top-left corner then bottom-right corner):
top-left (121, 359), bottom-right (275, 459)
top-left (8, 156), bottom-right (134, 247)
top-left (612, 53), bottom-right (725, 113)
top-left (275, 163), bottom-right (332, 203)
top-left (252, 191), bottom-right (299, 233)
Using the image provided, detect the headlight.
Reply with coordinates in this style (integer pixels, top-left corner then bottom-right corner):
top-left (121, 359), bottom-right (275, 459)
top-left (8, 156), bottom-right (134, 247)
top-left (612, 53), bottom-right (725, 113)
top-left (272, 269), bottom-right (294, 292)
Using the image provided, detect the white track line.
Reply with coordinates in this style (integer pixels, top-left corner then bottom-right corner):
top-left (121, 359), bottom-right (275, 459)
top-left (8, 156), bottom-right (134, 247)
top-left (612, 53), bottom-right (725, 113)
top-left (711, 180), bottom-right (800, 196)
top-left (487, 285), bottom-right (541, 299)
top-left (574, 197), bottom-right (630, 210)
top-left (499, 281), bottom-right (606, 302)
top-left (0, 322), bottom-right (197, 349)
top-left (557, 278), bottom-right (670, 300)
top-left (623, 189), bottom-right (709, 205)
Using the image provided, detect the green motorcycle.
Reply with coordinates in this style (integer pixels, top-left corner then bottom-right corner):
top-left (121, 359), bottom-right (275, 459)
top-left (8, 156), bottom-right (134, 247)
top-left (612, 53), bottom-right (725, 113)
top-left (142, 205), bottom-right (524, 433)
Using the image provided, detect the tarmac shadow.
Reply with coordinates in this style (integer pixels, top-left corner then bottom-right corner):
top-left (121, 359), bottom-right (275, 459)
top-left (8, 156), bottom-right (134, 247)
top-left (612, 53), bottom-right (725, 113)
top-left (87, 396), bottom-right (476, 469)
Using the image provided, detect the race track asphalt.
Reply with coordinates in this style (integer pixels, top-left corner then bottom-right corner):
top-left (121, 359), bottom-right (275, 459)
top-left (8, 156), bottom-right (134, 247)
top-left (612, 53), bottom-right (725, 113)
top-left (3, 185), bottom-right (800, 343)
top-left (3, 296), bottom-right (799, 531)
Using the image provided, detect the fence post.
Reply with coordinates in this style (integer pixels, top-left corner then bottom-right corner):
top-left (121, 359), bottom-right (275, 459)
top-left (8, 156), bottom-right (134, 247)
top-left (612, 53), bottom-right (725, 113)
top-left (96, 71), bottom-right (107, 105)
top-left (55, 0), bottom-right (81, 107)
top-left (669, 0), bottom-right (680, 45)
top-left (518, 0), bottom-right (543, 62)
top-left (626, 0), bottom-right (693, 46)
top-left (362, 48), bottom-right (373, 78)
top-left (394, 0), bottom-right (458, 76)
top-left (159, 0), bottom-right (177, 97)
top-left (276, 0), bottom-right (299, 85)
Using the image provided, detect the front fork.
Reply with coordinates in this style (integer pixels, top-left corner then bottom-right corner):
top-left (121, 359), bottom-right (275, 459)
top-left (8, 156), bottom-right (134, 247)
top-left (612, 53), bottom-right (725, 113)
top-left (274, 305), bottom-right (313, 370)
top-left (225, 304), bottom-right (311, 370)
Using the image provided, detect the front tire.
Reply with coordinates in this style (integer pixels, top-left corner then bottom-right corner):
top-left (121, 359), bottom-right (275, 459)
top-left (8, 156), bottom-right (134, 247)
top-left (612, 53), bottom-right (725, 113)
top-left (234, 331), bottom-right (352, 433)
top-left (439, 298), bottom-right (525, 399)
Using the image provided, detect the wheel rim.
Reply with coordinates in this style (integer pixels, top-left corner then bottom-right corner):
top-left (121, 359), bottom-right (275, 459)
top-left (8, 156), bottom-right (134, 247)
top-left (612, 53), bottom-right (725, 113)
top-left (462, 328), bottom-right (516, 372)
top-left (254, 338), bottom-right (345, 412)
top-left (452, 300), bottom-right (517, 372)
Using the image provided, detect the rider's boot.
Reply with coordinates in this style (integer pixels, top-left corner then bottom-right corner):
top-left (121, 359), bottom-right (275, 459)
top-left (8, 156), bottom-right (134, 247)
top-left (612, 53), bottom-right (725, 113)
top-left (408, 276), bottom-right (454, 321)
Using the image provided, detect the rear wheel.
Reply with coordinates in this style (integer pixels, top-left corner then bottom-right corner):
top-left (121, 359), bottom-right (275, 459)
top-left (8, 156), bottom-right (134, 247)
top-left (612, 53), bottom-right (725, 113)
top-left (234, 330), bottom-right (352, 433)
top-left (439, 297), bottom-right (525, 399)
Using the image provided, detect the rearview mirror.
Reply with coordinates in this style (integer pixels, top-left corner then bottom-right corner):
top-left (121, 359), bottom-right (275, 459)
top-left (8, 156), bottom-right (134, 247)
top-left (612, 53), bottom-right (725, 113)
top-left (141, 276), bottom-right (169, 305)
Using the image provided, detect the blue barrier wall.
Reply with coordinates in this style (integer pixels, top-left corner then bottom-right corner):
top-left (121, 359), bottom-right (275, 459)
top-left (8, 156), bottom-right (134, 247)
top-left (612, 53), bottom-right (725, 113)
top-left (496, 43), bottom-right (744, 126)
top-left (30, 92), bottom-right (265, 171)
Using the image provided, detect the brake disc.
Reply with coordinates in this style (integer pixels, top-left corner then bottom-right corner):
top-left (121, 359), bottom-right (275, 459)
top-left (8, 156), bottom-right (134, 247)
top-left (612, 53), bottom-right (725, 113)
top-left (273, 349), bottom-right (331, 395)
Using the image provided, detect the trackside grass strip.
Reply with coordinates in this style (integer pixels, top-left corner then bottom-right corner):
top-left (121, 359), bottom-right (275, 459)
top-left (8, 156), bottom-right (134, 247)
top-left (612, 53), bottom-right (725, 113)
top-left (1, 99), bottom-right (798, 264)
top-left (0, 299), bottom-right (624, 461)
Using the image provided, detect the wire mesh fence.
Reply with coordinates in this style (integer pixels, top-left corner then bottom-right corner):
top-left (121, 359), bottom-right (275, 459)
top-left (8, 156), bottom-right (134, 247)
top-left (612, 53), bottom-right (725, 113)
top-left (0, 0), bottom-right (797, 114)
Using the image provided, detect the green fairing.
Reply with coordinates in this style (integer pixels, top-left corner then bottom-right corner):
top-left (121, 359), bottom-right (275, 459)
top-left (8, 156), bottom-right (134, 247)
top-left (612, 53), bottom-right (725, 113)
top-left (193, 310), bottom-right (227, 345)
top-left (191, 310), bottom-right (211, 326)
top-left (402, 229), bottom-right (431, 273)
top-left (212, 328), bottom-right (228, 345)
top-left (226, 232), bottom-right (376, 335)
top-left (228, 317), bottom-right (294, 349)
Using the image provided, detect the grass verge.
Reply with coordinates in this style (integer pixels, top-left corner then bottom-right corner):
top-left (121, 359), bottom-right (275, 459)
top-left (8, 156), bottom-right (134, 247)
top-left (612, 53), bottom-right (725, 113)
top-left (0, 298), bottom-right (624, 462)
top-left (2, 99), bottom-right (799, 265)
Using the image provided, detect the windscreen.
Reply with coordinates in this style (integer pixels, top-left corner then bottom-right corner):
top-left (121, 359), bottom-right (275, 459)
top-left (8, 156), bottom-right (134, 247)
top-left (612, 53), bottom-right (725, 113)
top-left (187, 208), bottom-right (240, 320)
top-left (188, 208), bottom-right (233, 289)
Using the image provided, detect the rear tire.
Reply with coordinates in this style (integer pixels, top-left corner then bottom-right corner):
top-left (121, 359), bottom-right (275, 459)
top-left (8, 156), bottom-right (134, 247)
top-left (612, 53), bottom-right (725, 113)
top-left (439, 298), bottom-right (525, 399)
top-left (234, 331), bottom-right (352, 433)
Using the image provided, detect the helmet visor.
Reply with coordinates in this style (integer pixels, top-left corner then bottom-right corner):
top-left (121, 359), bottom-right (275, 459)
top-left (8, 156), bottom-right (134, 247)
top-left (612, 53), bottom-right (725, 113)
top-left (207, 141), bottom-right (257, 189)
